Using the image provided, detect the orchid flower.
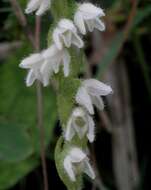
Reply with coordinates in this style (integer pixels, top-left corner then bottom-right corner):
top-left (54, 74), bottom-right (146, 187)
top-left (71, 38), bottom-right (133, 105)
top-left (76, 79), bottom-right (113, 115)
top-left (53, 19), bottom-right (84, 50)
top-left (64, 147), bottom-right (95, 182)
top-left (19, 53), bottom-right (51, 86)
top-left (41, 44), bottom-right (71, 77)
top-left (25, 0), bottom-right (51, 16)
top-left (65, 107), bottom-right (95, 142)
top-left (74, 3), bottom-right (105, 35)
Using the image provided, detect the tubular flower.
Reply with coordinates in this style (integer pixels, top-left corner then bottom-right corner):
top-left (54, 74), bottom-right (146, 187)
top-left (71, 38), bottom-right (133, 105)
top-left (63, 147), bottom-right (95, 182)
top-left (53, 19), bottom-right (84, 50)
top-left (25, 0), bottom-right (51, 16)
top-left (76, 79), bottom-right (113, 115)
top-left (41, 44), bottom-right (71, 77)
top-left (65, 107), bottom-right (95, 142)
top-left (19, 53), bottom-right (51, 86)
top-left (74, 3), bottom-right (105, 35)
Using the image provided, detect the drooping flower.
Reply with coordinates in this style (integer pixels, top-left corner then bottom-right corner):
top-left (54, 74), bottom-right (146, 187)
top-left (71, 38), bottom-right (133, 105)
top-left (65, 107), bottom-right (95, 142)
top-left (41, 44), bottom-right (71, 77)
top-left (25, 0), bottom-right (51, 16)
top-left (19, 53), bottom-right (51, 86)
top-left (76, 79), bottom-right (113, 115)
top-left (63, 147), bottom-right (95, 182)
top-left (74, 3), bottom-right (105, 35)
top-left (53, 19), bottom-right (84, 50)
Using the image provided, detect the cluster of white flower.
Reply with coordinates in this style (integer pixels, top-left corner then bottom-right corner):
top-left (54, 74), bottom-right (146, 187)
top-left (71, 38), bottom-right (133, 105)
top-left (21, 0), bottom-right (112, 184)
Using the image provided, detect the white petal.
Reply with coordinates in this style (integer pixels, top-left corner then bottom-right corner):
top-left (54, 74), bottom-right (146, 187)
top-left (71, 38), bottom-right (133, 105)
top-left (85, 19), bottom-right (95, 32)
top-left (40, 61), bottom-right (53, 86)
top-left (25, 0), bottom-right (41, 14)
top-left (91, 95), bottom-right (104, 111)
top-left (36, 0), bottom-right (50, 15)
top-left (64, 156), bottom-right (76, 181)
top-left (19, 53), bottom-right (43, 69)
top-left (43, 75), bottom-right (50, 86)
top-left (26, 69), bottom-right (36, 86)
top-left (53, 29), bottom-right (63, 50)
top-left (70, 148), bottom-right (86, 163)
top-left (59, 19), bottom-right (75, 31)
top-left (76, 86), bottom-right (94, 115)
top-left (83, 79), bottom-right (113, 96)
top-left (79, 3), bottom-right (105, 19)
top-left (62, 32), bottom-right (72, 48)
top-left (65, 118), bottom-right (75, 141)
top-left (94, 17), bottom-right (105, 31)
top-left (63, 49), bottom-right (71, 77)
top-left (87, 115), bottom-right (95, 142)
top-left (84, 159), bottom-right (95, 179)
top-left (42, 44), bottom-right (58, 59)
top-left (71, 32), bottom-right (84, 48)
top-left (74, 12), bottom-right (86, 35)
top-left (53, 62), bottom-right (60, 74)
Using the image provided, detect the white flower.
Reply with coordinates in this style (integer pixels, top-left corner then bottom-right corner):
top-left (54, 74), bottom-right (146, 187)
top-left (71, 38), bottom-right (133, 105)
top-left (19, 53), bottom-right (50, 86)
top-left (41, 44), bottom-right (71, 77)
top-left (76, 79), bottom-right (113, 115)
top-left (65, 107), bottom-right (95, 142)
top-left (53, 19), bottom-right (84, 50)
top-left (25, 0), bottom-right (51, 16)
top-left (74, 3), bottom-right (105, 35)
top-left (63, 147), bottom-right (95, 182)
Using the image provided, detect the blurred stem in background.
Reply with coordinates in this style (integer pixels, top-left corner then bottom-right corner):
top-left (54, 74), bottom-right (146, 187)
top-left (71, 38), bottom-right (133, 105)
top-left (35, 16), bottom-right (49, 190)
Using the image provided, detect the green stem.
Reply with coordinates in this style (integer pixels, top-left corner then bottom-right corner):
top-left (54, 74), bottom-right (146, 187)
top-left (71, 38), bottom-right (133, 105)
top-left (49, 1), bottom-right (87, 189)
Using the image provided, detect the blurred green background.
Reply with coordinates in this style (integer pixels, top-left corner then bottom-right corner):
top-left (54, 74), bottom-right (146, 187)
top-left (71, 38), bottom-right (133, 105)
top-left (0, 0), bottom-right (151, 189)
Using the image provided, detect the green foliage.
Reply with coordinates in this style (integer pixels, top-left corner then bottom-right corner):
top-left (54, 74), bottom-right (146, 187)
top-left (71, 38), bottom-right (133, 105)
top-left (57, 77), bottom-right (81, 126)
top-left (0, 43), bottom-right (57, 189)
top-left (0, 123), bottom-right (33, 162)
top-left (0, 158), bottom-right (38, 190)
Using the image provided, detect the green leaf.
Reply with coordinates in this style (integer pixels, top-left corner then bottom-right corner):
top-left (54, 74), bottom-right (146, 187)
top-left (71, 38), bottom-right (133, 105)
top-left (0, 158), bottom-right (38, 190)
top-left (0, 44), bottom-right (57, 156)
top-left (0, 123), bottom-right (33, 162)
